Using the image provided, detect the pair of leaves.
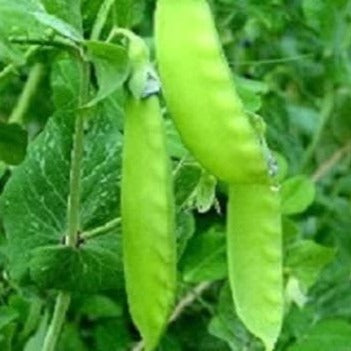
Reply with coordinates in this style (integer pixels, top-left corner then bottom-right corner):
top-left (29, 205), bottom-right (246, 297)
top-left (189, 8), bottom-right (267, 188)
top-left (1, 55), bottom-right (125, 292)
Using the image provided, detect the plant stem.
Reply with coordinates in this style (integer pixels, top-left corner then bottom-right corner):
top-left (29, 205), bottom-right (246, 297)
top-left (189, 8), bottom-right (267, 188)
top-left (19, 297), bottom-right (42, 341)
top-left (91, 0), bottom-right (116, 40)
top-left (41, 57), bottom-right (90, 351)
top-left (300, 89), bottom-right (334, 171)
top-left (0, 46), bottom-right (38, 81)
top-left (311, 142), bottom-right (351, 182)
top-left (66, 60), bottom-right (89, 247)
top-left (9, 37), bottom-right (79, 52)
top-left (41, 292), bottom-right (71, 351)
top-left (8, 63), bottom-right (45, 125)
top-left (81, 217), bottom-right (121, 240)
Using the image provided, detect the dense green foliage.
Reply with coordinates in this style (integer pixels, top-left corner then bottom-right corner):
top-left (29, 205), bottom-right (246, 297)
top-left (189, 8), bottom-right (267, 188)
top-left (0, 0), bottom-right (350, 350)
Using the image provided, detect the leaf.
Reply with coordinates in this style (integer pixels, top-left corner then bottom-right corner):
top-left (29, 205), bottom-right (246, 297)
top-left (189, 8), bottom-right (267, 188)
top-left (94, 319), bottom-right (132, 351)
top-left (285, 276), bottom-right (308, 308)
top-left (195, 172), bottom-right (217, 213)
top-left (165, 119), bottom-right (188, 159)
top-left (176, 211), bottom-right (196, 259)
top-left (288, 319), bottom-right (351, 351)
top-left (57, 323), bottom-right (88, 351)
top-left (180, 226), bottom-right (227, 283)
top-left (0, 307), bottom-right (18, 331)
top-left (23, 312), bottom-right (49, 351)
top-left (1, 103), bottom-right (123, 288)
top-left (286, 240), bottom-right (336, 290)
top-left (281, 175), bottom-right (316, 215)
top-left (0, 122), bottom-right (27, 165)
top-left (86, 41), bottom-right (129, 106)
top-left (41, 0), bottom-right (82, 33)
top-left (235, 75), bottom-right (268, 113)
top-left (29, 244), bottom-right (123, 292)
top-left (113, 0), bottom-right (145, 28)
top-left (332, 88), bottom-right (351, 142)
top-left (78, 295), bottom-right (122, 320)
top-left (174, 162), bottom-right (202, 208)
top-left (208, 284), bottom-right (263, 351)
top-left (0, 40), bottom-right (23, 65)
top-left (0, 0), bottom-right (46, 40)
top-left (0, 323), bottom-right (16, 351)
top-left (50, 56), bottom-right (80, 109)
top-left (32, 11), bottom-right (83, 42)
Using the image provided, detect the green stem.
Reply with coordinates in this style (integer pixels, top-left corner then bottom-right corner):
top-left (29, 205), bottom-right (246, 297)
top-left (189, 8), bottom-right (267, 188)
top-left (66, 60), bottom-right (89, 246)
top-left (19, 298), bottom-right (42, 341)
top-left (0, 46), bottom-right (38, 81)
top-left (81, 217), bottom-right (121, 240)
top-left (41, 293), bottom-right (70, 351)
top-left (41, 57), bottom-right (90, 351)
top-left (9, 37), bottom-right (79, 52)
top-left (0, 64), bottom-right (16, 80)
top-left (300, 89), bottom-right (334, 171)
top-left (8, 63), bottom-right (45, 125)
top-left (90, 0), bottom-right (116, 40)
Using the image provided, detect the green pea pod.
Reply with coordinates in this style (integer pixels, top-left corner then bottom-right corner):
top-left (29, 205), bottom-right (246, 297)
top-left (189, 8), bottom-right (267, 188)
top-left (122, 94), bottom-right (176, 351)
top-left (227, 184), bottom-right (283, 351)
top-left (155, 0), bottom-right (269, 184)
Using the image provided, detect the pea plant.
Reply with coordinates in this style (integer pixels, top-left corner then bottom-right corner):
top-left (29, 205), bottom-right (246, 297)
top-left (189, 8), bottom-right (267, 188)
top-left (0, 0), bottom-right (351, 351)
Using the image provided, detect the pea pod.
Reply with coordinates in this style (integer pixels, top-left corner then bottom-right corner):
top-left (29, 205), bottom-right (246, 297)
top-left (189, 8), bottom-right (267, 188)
top-left (122, 93), bottom-right (176, 351)
top-left (227, 184), bottom-right (283, 351)
top-left (155, 0), bottom-right (269, 184)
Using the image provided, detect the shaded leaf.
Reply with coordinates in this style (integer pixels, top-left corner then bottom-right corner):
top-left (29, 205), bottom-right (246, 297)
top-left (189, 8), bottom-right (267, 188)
top-left (281, 175), bottom-right (316, 215)
top-left (180, 226), bottom-right (227, 283)
top-left (86, 41), bottom-right (129, 106)
top-left (0, 122), bottom-right (27, 165)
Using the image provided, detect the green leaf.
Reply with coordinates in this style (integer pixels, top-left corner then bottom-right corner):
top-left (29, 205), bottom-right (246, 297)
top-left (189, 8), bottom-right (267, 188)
top-left (235, 75), bottom-right (268, 113)
top-left (286, 240), bottom-right (336, 290)
top-left (94, 319), bottom-right (132, 351)
top-left (0, 0), bottom-right (45, 40)
top-left (29, 244), bottom-right (123, 292)
top-left (208, 284), bottom-right (263, 351)
top-left (332, 88), bottom-right (351, 142)
top-left (32, 11), bottom-right (83, 42)
top-left (23, 312), bottom-right (49, 351)
top-left (285, 276), bottom-right (308, 308)
top-left (281, 175), bottom-right (316, 215)
top-left (50, 56), bottom-right (80, 109)
top-left (86, 41), bottom-right (129, 107)
top-left (41, 0), bottom-right (82, 33)
top-left (176, 211), bottom-right (196, 259)
top-left (180, 226), bottom-right (227, 283)
top-left (195, 172), bottom-right (217, 213)
top-left (174, 162), bottom-right (202, 209)
top-left (78, 295), bottom-right (122, 320)
top-left (57, 323), bottom-right (88, 351)
top-left (0, 323), bottom-right (16, 351)
top-left (113, 0), bottom-right (145, 28)
top-left (165, 120), bottom-right (188, 159)
top-left (288, 319), bottom-right (351, 351)
top-left (0, 307), bottom-right (18, 331)
top-left (0, 40), bottom-right (23, 65)
top-left (0, 122), bottom-right (27, 165)
top-left (1, 104), bottom-right (123, 287)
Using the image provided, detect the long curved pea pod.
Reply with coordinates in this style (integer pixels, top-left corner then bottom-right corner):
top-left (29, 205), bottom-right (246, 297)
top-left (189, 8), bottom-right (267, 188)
top-left (122, 94), bottom-right (176, 351)
top-left (227, 184), bottom-right (283, 351)
top-left (155, 0), bottom-right (269, 184)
